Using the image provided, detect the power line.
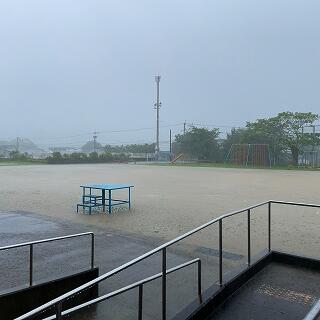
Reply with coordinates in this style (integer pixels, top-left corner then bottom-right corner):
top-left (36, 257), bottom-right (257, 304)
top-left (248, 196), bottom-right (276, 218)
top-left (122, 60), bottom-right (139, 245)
top-left (29, 123), bottom-right (184, 142)
top-left (6, 122), bottom-right (244, 149)
top-left (185, 122), bottom-right (241, 129)
top-left (40, 138), bottom-right (167, 148)
top-left (7, 122), bottom-right (239, 143)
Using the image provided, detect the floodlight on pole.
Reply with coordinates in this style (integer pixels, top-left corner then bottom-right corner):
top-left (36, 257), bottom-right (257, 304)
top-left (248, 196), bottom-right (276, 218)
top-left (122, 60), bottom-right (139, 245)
top-left (154, 76), bottom-right (161, 160)
top-left (93, 131), bottom-right (99, 153)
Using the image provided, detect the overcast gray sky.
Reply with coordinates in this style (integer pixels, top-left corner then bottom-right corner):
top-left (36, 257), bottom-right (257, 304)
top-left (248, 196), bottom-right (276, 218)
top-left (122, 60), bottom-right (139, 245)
top-left (0, 0), bottom-right (319, 149)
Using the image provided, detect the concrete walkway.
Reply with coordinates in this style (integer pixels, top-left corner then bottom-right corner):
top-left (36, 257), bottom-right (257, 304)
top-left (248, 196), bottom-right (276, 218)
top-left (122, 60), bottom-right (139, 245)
top-left (211, 262), bottom-right (320, 319)
top-left (0, 211), bottom-right (224, 320)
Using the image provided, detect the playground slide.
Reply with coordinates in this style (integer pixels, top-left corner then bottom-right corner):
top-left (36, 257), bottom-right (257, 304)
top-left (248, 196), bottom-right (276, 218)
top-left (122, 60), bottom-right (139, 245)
top-left (170, 153), bottom-right (184, 164)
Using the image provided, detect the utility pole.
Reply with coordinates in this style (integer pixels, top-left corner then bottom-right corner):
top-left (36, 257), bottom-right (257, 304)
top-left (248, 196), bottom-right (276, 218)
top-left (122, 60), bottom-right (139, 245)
top-left (169, 129), bottom-right (172, 160)
top-left (183, 121), bottom-right (186, 134)
top-left (154, 76), bottom-right (161, 160)
top-left (16, 137), bottom-right (19, 153)
top-left (93, 131), bottom-right (98, 153)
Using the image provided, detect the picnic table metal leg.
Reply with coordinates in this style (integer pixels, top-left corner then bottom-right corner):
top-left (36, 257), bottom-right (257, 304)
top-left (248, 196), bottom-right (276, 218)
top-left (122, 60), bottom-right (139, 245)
top-left (102, 189), bottom-right (105, 212)
top-left (82, 187), bottom-right (85, 213)
top-left (82, 187), bottom-right (85, 204)
top-left (128, 187), bottom-right (131, 210)
top-left (108, 189), bottom-right (111, 213)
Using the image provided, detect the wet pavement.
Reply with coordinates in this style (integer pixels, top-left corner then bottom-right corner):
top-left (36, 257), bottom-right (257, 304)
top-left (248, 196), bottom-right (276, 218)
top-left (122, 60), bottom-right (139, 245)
top-left (210, 262), bottom-right (320, 320)
top-left (0, 211), bottom-right (226, 320)
top-left (4, 211), bottom-right (311, 320)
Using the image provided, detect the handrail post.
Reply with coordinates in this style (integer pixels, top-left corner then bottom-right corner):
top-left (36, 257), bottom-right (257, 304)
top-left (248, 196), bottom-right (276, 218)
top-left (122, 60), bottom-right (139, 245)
top-left (56, 302), bottom-right (62, 320)
top-left (138, 284), bottom-right (143, 320)
top-left (91, 233), bottom-right (95, 269)
top-left (268, 202), bottom-right (271, 252)
top-left (219, 219), bottom-right (223, 286)
top-left (162, 248), bottom-right (167, 320)
top-left (197, 260), bottom-right (202, 297)
top-left (247, 209), bottom-right (251, 266)
top-left (29, 244), bottom-right (33, 286)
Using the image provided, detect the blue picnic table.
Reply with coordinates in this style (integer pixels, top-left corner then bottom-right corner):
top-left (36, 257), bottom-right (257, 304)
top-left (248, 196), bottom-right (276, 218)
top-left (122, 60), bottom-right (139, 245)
top-left (77, 183), bottom-right (134, 214)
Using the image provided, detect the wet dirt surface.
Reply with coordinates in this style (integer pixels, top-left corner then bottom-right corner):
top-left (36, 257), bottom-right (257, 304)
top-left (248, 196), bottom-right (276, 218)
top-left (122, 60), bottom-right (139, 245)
top-left (0, 164), bottom-right (320, 252)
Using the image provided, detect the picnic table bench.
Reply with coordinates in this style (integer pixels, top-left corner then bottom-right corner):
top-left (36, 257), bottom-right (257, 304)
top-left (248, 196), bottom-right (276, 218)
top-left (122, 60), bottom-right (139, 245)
top-left (77, 183), bottom-right (134, 214)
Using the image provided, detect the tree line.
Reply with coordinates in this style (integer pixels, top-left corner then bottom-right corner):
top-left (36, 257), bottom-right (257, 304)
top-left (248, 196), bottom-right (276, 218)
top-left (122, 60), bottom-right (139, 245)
top-left (173, 112), bottom-right (320, 165)
top-left (47, 151), bottom-right (128, 164)
top-left (3, 112), bottom-right (319, 166)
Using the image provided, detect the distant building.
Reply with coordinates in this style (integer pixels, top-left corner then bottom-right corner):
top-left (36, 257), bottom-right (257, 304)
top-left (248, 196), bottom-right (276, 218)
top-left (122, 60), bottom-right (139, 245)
top-left (128, 153), bottom-right (155, 161)
top-left (158, 151), bottom-right (171, 161)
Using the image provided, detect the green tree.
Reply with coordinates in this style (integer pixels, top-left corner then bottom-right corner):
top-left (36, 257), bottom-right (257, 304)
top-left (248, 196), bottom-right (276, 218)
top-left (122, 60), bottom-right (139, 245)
top-left (9, 150), bottom-right (19, 159)
top-left (9, 151), bottom-right (29, 160)
top-left (99, 152), bottom-right (113, 162)
top-left (174, 126), bottom-right (220, 161)
top-left (69, 152), bottom-right (88, 162)
top-left (89, 152), bottom-right (99, 161)
top-left (222, 127), bottom-right (284, 164)
top-left (104, 143), bottom-right (155, 153)
top-left (52, 152), bottom-right (62, 160)
top-left (246, 112), bottom-right (319, 165)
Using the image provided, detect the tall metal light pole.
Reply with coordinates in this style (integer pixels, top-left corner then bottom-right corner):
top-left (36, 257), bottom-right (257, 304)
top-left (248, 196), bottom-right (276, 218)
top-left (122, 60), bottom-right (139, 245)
top-left (154, 76), bottom-right (161, 160)
top-left (93, 131), bottom-right (98, 153)
top-left (169, 129), bottom-right (172, 160)
top-left (16, 137), bottom-right (20, 153)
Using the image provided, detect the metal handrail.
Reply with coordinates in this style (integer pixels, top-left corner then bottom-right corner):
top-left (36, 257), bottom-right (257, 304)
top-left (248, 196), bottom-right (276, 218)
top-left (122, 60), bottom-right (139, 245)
top-left (15, 200), bottom-right (269, 320)
top-left (270, 200), bottom-right (320, 208)
top-left (43, 258), bottom-right (201, 320)
top-left (0, 232), bottom-right (95, 288)
top-left (303, 299), bottom-right (320, 320)
top-left (16, 200), bottom-right (320, 320)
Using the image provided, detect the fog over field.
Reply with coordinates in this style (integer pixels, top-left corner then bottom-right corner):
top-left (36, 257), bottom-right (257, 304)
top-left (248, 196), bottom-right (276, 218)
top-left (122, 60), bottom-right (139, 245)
top-left (0, 1), bottom-right (320, 148)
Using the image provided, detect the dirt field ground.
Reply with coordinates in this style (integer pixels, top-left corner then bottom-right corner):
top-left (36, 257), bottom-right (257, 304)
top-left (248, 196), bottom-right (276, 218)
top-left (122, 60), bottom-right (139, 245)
top-left (0, 163), bottom-right (319, 258)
